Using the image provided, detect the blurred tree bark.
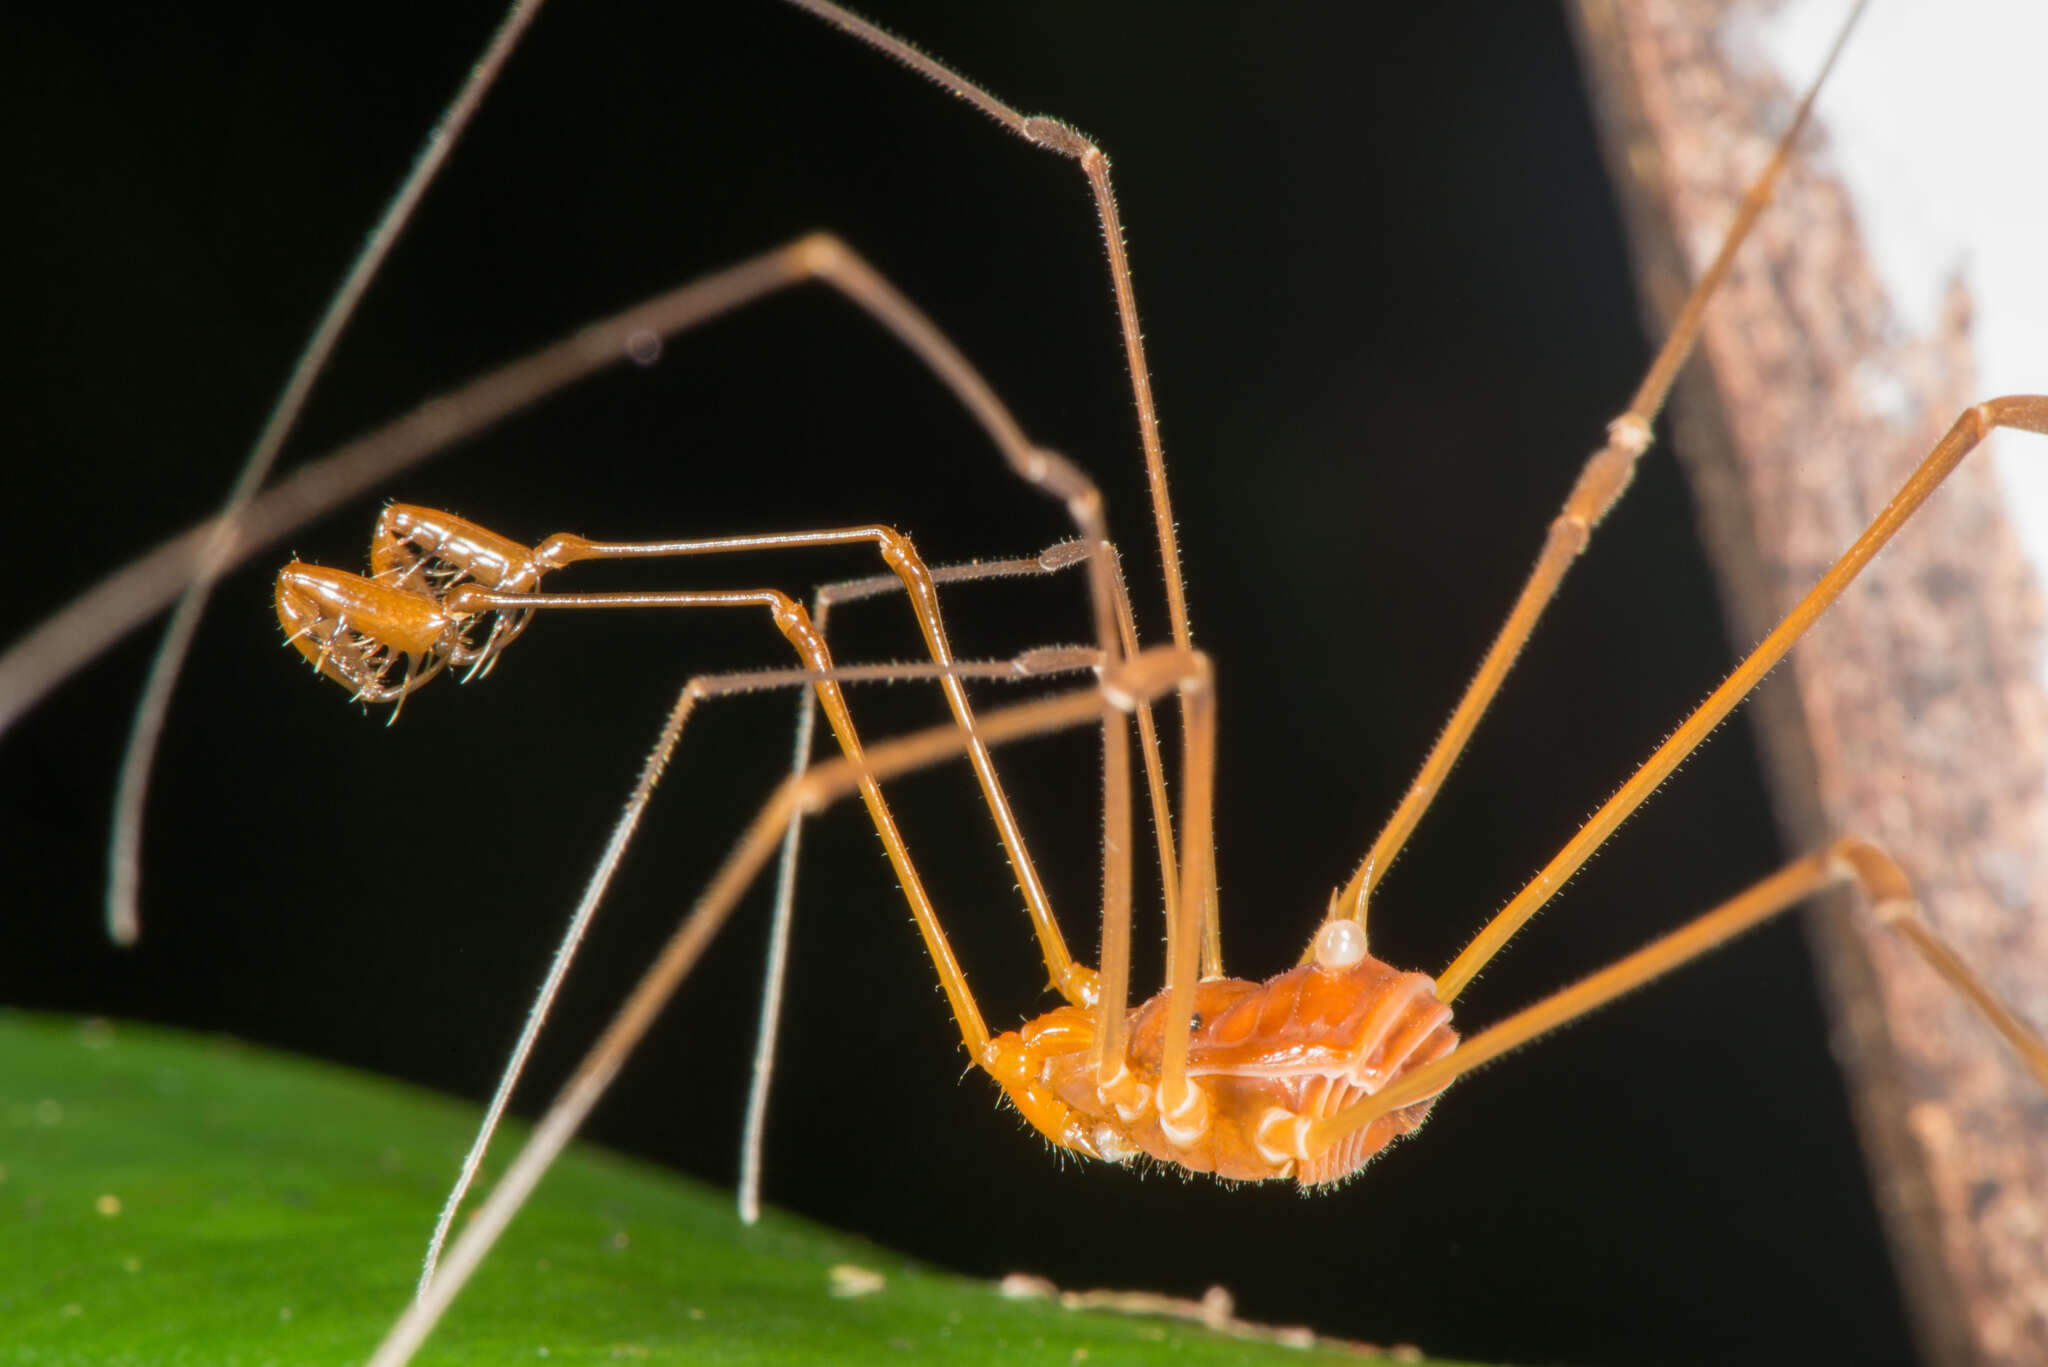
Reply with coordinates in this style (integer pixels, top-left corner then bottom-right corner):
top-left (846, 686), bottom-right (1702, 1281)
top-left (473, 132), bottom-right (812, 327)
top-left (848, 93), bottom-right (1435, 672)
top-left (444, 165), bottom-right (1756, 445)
top-left (1569, 3), bottom-right (2048, 1364)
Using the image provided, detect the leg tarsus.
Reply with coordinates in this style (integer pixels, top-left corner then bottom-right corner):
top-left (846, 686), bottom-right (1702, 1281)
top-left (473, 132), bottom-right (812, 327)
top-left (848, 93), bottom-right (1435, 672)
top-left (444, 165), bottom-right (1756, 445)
top-left (1835, 835), bottom-right (2048, 1091)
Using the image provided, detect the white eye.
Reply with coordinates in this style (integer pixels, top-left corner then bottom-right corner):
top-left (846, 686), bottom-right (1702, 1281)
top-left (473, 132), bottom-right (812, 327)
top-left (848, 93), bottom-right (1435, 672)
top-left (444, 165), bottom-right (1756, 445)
top-left (1312, 918), bottom-right (1368, 971)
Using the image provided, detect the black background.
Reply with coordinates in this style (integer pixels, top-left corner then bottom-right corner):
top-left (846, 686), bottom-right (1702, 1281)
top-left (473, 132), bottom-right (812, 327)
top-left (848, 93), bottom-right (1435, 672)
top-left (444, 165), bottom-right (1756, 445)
top-left (4, 4), bottom-right (1917, 1364)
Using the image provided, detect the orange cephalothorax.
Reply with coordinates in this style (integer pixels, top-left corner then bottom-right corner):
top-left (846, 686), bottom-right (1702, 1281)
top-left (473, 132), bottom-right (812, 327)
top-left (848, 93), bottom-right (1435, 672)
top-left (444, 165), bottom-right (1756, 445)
top-left (985, 941), bottom-right (1458, 1188)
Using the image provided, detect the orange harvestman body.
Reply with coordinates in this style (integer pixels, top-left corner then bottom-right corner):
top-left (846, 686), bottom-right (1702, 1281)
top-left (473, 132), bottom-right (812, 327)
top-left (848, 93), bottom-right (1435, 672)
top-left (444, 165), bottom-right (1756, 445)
top-left (987, 932), bottom-right (1458, 1184)
top-left (5, 0), bottom-right (2048, 1361)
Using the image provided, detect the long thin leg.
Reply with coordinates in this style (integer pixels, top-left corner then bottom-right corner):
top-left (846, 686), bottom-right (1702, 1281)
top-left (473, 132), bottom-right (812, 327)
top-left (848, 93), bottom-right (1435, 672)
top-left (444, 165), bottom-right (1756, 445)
top-left (1306, 839), bottom-right (2048, 1163)
top-left (817, 538), bottom-right (1186, 972)
top-left (813, 540), bottom-right (1191, 971)
top-left (779, 0), bottom-right (1224, 969)
top-left (1884, 911), bottom-right (2048, 1092)
top-left (1324, 0), bottom-right (1871, 941)
top-left (102, 0), bottom-right (548, 946)
top-left (1149, 652), bottom-right (1217, 1142)
top-left (782, 0), bottom-right (1186, 657)
top-left (365, 643), bottom-right (1208, 1367)
top-left (1437, 397), bottom-right (2048, 1001)
top-left (738, 671), bottom-right (818, 1230)
top-left (738, 538), bottom-right (1175, 1222)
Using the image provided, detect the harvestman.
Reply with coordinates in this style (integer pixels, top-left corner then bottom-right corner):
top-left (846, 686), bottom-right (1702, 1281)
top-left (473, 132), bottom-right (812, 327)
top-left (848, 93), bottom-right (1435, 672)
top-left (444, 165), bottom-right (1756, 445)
top-left (259, 1), bottom-right (2048, 1360)
top-left (2, 0), bottom-right (2044, 1362)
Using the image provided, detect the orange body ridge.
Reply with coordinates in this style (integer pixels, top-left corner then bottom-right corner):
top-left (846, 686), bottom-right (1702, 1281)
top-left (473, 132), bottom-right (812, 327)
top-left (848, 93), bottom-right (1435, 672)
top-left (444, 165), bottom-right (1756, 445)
top-left (987, 948), bottom-right (1458, 1186)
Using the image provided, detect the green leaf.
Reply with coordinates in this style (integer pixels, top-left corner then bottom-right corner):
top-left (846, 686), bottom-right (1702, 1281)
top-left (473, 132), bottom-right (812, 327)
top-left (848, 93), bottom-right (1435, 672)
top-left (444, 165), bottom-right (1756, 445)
top-left (0, 1014), bottom-right (1474, 1365)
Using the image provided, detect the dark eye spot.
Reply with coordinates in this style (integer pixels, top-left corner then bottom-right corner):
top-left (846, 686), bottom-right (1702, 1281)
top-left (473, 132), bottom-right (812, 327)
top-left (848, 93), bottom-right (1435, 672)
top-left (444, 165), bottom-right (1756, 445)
top-left (1188, 1013), bottom-right (1203, 1032)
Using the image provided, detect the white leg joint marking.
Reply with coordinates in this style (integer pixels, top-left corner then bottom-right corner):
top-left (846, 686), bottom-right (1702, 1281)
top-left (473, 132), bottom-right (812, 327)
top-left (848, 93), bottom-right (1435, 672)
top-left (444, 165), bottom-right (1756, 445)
top-left (1254, 1107), bottom-right (1310, 1168)
top-left (1157, 1082), bottom-right (1210, 1150)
